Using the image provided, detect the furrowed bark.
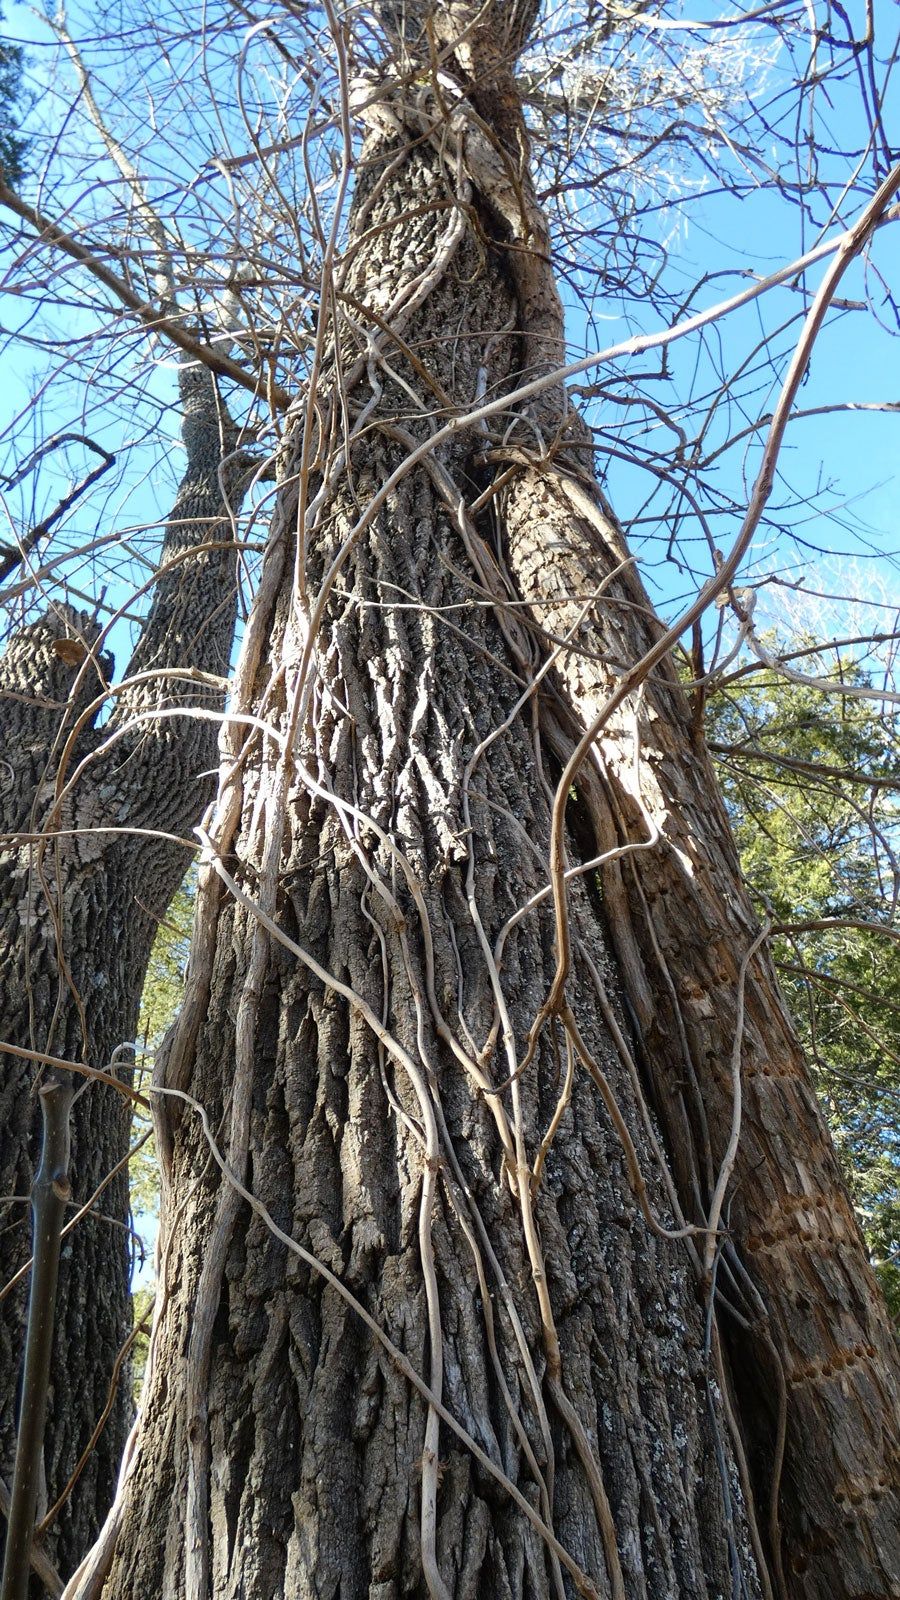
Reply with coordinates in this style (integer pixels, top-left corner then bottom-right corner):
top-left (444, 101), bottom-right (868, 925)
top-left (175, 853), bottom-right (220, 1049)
top-left (500, 454), bottom-right (900, 1598)
top-left (470, 59), bottom-right (900, 1594)
top-left (376, 14), bottom-right (900, 1583)
top-left (60, 6), bottom-right (900, 1600)
top-left (0, 362), bottom-right (246, 1583)
top-left (71, 18), bottom-right (770, 1600)
top-left (1, 1077), bottom-right (72, 1600)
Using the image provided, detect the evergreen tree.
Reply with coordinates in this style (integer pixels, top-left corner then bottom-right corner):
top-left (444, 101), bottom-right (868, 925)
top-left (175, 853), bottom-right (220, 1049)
top-left (708, 647), bottom-right (900, 1315)
top-left (0, 9), bottom-right (27, 186)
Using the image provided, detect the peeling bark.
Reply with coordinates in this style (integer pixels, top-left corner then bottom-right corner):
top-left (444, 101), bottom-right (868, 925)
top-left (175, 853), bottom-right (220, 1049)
top-left (0, 365), bottom-right (246, 1581)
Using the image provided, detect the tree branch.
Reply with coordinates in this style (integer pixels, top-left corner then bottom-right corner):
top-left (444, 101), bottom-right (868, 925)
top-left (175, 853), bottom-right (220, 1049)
top-left (0, 1480), bottom-right (63, 1599)
top-left (0, 437), bottom-right (116, 584)
top-left (0, 176), bottom-right (290, 411)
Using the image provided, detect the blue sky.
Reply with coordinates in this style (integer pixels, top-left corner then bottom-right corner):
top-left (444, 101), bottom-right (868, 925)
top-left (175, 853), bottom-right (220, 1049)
top-left (2, 0), bottom-right (898, 665)
top-left (2, 0), bottom-right (898, 1291)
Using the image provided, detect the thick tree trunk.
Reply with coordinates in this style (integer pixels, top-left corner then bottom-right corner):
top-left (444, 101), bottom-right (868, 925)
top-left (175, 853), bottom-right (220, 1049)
top-left (65, 8), bottom-right (900, 1600)
top-left (0, 365), bottom-right (245, 1582)
top-left (501, 465), bottom-right (900, 1597)
top-left (474, 56), bottom-right (900, 1599)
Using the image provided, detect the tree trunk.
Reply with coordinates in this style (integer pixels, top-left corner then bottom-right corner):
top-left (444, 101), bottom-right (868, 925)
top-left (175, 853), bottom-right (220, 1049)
top-left (501, 459), bottom-right (900, 1597)
top-left (67, 9), bottom-right (900, 1600)
top-left (0, 365), bottom-right (245, 1582)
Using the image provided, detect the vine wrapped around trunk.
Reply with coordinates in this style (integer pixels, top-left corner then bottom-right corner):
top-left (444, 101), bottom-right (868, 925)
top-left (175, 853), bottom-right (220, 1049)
top-left (66, 6), bottom-right (900, 1599)
top-left (0, 363), bottom-right (248, 1582)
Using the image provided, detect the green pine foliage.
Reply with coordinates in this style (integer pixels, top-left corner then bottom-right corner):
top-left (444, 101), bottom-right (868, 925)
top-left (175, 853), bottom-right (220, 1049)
top-left (132, 871), bottom-right (195, 1226)
top-left (130, 872), bottom-right (195, 1392)
top-left (136, 873), bottom-right (195, 1065)
top-left (129, 1285), bottom-right (156, 1398)
top-left (707, 643), bottom-right (900, 1318)
top-left (0, 10), bottom-right (27, 185)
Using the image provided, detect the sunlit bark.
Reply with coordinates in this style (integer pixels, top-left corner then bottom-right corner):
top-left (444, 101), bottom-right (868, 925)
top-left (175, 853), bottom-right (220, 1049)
top-left (66, 7), bottom-right (900, 1599)
top-left (0, 366), bottom-right (244, 1578)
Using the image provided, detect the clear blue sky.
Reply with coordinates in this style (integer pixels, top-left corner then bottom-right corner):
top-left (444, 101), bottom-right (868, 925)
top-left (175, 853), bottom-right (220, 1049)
top-left (2, 0), bottom-right (898, 662)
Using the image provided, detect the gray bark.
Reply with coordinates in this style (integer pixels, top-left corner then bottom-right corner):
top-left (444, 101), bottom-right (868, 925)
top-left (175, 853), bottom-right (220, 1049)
top-left (63, 7), bottom-right (900, 1599)
top-left (0, 363), bottom-right (246, 1583)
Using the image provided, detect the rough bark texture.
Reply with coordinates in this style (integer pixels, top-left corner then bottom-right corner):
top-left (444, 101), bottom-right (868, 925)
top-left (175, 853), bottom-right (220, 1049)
top-left (483, 72), bottom-right (900, 1600)
top-left (65, 7), bottom-right (900, 1600)
top-left (501, 470), bottom-right (900, 1597)
top-left (0, 365), bottom-right (244, 1582)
